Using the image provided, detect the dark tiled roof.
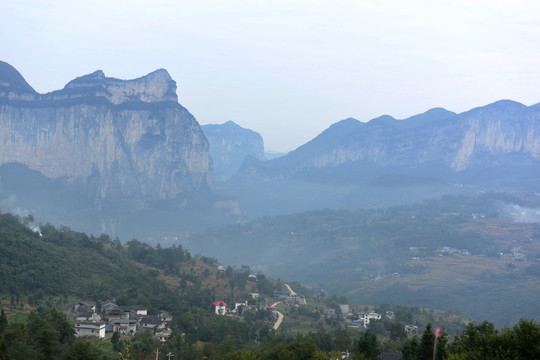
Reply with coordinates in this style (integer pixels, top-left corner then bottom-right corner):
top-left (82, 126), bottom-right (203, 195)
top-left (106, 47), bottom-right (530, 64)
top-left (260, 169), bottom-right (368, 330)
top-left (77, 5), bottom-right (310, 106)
top-left (140, 316), bottom-right (161, 325)
top-left (76, 321), bottom-right (105, 326)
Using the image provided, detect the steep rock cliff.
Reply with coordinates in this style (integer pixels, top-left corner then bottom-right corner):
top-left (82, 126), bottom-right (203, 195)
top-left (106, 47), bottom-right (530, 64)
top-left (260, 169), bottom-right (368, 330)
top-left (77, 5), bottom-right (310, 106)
top-left (0, 61), bottom-right (213, 206)
top-left (201, 121), bottom-right (264, 181)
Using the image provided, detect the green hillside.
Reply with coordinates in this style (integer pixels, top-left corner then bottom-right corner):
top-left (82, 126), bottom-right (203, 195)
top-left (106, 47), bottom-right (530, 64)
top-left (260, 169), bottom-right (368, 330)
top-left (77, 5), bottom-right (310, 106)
top-left (187, 193), bottom-right (540, 326)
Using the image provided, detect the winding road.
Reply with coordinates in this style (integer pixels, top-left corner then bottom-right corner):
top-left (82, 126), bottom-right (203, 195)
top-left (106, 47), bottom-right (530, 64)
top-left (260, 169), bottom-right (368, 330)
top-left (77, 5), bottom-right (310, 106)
top-left (273, 310), bottom-right (284, 330)
top-left (272, 284), bottom-right (295, 330)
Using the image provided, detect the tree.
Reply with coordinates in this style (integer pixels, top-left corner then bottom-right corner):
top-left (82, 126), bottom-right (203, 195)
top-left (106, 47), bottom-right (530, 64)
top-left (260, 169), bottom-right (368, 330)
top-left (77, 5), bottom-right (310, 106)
top-left (128, 331), bottom-right (160, 359)
top-left (401, 336), bottom-right (420, 360)
top-left (333, 328), bottom-right (352, 352)
top-left (449, 321), bottom-right (496, 358)
top-left (111, 331), bottom-right (121, 352)
top-left (353, 331), bottom-right (381, 360)
top-left (412, 324), bottom-right (447, 360)
top-left (0, 309), bottom-right (7, 334)
top-left (60, 340), bottom-right (100, 360)
top-left (512, 318), bottom-right (540, 360)
top-left (420, 324), bottom-right (435, 360)
top-left (390, 322), bottom-right (408, 344)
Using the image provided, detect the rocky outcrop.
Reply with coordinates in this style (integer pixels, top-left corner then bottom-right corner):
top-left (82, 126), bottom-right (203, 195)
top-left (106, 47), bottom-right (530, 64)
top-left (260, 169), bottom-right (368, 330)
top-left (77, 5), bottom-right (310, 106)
top-left (201, 121), bottom-right (264, 181)
top-left (0, 61), bottom-right (213, 206)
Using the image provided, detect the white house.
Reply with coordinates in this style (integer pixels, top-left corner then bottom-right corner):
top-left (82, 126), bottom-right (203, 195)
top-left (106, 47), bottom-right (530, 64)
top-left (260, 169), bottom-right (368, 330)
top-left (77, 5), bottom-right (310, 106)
top-left (213, 301), bottom-right (227, 315)
top-left (362, 312), bottom-right (381, 328)
top-left (75, 321), bottom-right (106, 338)
top-left (235, 299), bottom-right (248, 311)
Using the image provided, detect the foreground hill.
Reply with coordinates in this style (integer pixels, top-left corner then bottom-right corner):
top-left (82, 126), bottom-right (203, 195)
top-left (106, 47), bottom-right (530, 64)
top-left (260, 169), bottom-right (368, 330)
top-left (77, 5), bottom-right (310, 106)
top-left (0, 211), bottom-right (270, 309)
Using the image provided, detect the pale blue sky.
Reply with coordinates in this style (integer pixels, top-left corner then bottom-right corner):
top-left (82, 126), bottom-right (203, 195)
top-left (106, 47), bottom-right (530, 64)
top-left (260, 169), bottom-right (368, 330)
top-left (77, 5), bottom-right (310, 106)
top-left (2, 0), bottom-right (540, 152)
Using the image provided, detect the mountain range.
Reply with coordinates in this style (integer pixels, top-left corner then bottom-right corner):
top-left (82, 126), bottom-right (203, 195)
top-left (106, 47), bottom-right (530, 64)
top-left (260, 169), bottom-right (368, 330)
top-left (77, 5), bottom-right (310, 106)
top-left (223, 100), bottom-right (539, 218)
top-left (1, 60), bottom-right (539, 239)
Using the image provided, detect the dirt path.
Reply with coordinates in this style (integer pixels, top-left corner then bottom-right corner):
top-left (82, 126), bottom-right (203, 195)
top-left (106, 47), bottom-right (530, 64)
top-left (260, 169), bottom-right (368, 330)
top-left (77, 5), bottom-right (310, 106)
top-left (284, 283), bottom-right (296, 296)
top-left (273, 310), bottom-right (284, 330)
top-left (271, 284), bottom-right (296, 331)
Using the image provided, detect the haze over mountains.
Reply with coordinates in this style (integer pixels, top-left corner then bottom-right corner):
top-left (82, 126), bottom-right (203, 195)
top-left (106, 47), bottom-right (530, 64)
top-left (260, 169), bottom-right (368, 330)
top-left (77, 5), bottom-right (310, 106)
top-left (2, 60), bottom-right (540, 326)
top-left (0, 61), bottom-right (226, 236)
top-left (201, 121), bottom-right (265, 181)
top-left (0, 60), bottom-right (539, 239)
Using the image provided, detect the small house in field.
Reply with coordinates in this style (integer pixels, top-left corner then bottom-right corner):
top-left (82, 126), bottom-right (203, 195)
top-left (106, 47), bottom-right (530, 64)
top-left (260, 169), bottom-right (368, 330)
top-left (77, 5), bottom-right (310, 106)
top-left (74, 321), bottom-right (106, 338)
top-left (213, 301), bottom-right (227, 315)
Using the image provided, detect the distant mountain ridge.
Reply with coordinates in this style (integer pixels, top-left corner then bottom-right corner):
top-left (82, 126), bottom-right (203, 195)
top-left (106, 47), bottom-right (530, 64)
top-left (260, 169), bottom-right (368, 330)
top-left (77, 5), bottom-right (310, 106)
top-left (201, 121), bottom-right (265, 181)
top-left (236, 100), bottom-right (538, 178)
top-left (222, 100), bottom-right (539, 218)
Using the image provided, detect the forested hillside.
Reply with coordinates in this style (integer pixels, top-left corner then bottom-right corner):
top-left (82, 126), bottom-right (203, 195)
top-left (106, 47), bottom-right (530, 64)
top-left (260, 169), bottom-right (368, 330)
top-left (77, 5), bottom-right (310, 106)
top-left (187, 193), bottom-right (540, 326)
top-left (2, 209), bottom-right (540, 359)
top-left (0, 211), bottom-right (277, 358)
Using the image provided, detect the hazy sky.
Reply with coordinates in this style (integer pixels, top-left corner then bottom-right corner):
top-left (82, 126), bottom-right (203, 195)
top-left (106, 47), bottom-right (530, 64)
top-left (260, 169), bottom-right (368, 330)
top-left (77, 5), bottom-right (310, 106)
top-left (2, 0), bottom-right (540, 152)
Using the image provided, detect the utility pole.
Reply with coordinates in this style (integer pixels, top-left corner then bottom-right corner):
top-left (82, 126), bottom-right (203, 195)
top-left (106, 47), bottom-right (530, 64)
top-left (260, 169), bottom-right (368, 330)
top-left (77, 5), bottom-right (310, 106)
top-left (166, 352), bottom-right (174, 360)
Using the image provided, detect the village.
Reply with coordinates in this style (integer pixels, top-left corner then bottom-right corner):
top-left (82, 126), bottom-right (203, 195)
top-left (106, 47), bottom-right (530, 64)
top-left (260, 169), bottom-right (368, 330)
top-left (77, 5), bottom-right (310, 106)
top-left (72, 300), bottom-right (173, 342)
top-left (71, 276), bottom-right (436, 344)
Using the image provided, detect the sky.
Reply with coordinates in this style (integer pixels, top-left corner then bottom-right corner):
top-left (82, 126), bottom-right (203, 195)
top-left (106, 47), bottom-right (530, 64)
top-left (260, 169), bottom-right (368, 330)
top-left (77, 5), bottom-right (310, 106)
top-left (2, 0), bottom-right (540, 152)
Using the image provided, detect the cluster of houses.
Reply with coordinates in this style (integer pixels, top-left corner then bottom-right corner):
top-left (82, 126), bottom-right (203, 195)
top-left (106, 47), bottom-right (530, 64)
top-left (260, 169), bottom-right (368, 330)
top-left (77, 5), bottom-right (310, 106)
top-left (436, 246), bottom-right (471, 256)
top-left (273, 290), bottom-right (307, 306)
top-left (72, 300), bottom-right (172, 342)
top-left (340, 305), bottom-right (382, 328)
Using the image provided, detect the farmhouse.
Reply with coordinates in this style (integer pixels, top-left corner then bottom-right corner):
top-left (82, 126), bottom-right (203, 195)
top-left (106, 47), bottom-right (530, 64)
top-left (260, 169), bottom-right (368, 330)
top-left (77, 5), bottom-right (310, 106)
top-left (213, 301), bottom-right (227, 315)
top-left (74, 321), bottom-right (106, 338)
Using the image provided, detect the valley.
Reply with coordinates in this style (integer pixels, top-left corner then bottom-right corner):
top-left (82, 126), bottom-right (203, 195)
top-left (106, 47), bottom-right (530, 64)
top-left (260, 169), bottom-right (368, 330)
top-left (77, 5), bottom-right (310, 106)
top-left (1, 60), bottom-right (540, 358)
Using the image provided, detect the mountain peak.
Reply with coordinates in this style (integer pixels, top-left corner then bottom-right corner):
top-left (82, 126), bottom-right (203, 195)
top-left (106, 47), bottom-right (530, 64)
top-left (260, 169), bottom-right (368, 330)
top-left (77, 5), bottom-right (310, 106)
top-left (64, 68), bottom-right (177, 105)
top-left (83, 70), bottom-right (106, 80)
top-left (368, 115), bottom-right (396, 124)
top-left (398, 107), bottom-right (456, 128)
top-left (201, 121), bottom-right (265, 181)
top-left (0, 60), bottom-right (36, 94)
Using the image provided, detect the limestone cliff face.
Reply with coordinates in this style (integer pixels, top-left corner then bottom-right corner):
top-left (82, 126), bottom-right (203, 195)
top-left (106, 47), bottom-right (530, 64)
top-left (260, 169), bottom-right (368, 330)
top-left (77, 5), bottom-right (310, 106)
top-left (201, 121), bottom-right (265, 181)
top-left (269, 102), bottom-right (539, 173)
top-left (450, 101), bottom-right (540, 170)
top-left (236, 102), bottom-right (539, 189)
top-left (0, 61), bottom-right (213, 205)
